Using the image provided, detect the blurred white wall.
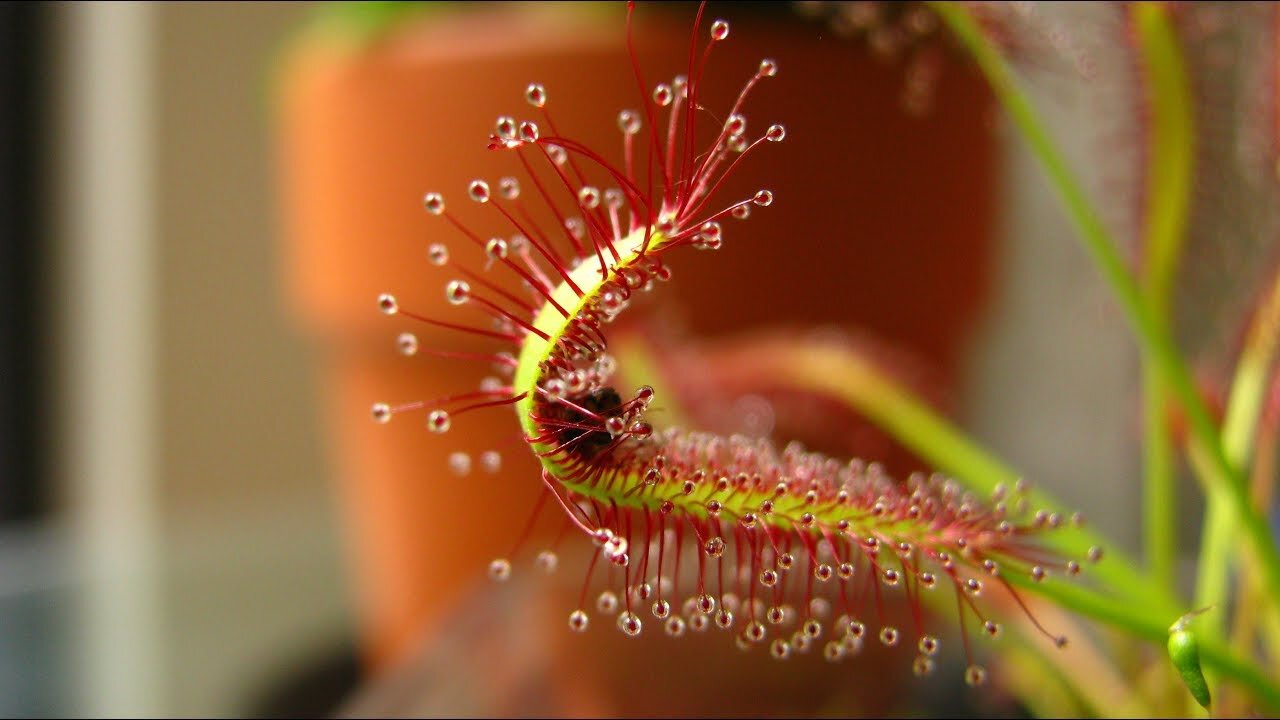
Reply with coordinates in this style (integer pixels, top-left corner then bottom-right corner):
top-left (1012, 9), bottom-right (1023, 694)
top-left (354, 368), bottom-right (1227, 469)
top-left (51, 2), bottom-right (350, 715)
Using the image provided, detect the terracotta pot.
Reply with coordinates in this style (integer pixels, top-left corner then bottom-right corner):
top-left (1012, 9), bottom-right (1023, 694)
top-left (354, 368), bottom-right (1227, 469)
top-left (275, 3), bottom-right (997, 703)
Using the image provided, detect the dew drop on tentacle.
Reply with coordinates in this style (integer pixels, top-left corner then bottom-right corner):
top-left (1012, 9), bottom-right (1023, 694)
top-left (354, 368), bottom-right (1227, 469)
top-left (568, 609), bottom-right (589, 632)
top-left (634, 385), bottom-right (655, 405)
top-left (724, 113), bottom-right (747, 138)
top-left (422, 192), bottom-right (445, 215)
top-left (617, 611), bottom-right (643, 637)
top-left (396, 332), bottom-right (419, 357)
top-left (596, 590), bottom-right (619, 614)
top-left (759, 58), bottom-right (778, 77)
top-left (535, 550), bottom-right (558, 573)
top-left (604, 188), bottom-right (624, 210)
top-left (752, 189), bottom-right (773, 207)
top-left (731, 204), bottom-right (751, 220)
top-left (715, 608), bottom-right (734, 630)
top-left (542, 377), bottom-right (567, 400)
top-left (965, 665), bottom-right (988, 687)
top-left (710, 18), bottom-right (730, 41)
top-left (488, 558), bottom-right (511, 582)
top-left (426, 243), bottom-right (449, 266)
top-left (370, 403), bottom-right (391, 424)
top-left (578, 186), bottom-right (601, 210)
top-left (495, 116), bottom-right (517, 141)
top-left (809, 598), bottom-right (831, 619)
top-left (766, 123), bottom-right (786, 142)
top-left (604, 534), bottom-right (629, 561)
top-left (617, 109), bottom-right (640, 135)
top-left (770, 638), bottom-right (791, 660)
top-left (447, 451), bottom-right (470, 476)
top-left (823, 641), bottom-right (844, 662)
top-left (498, 176), bottom-right (520, 200)
top-left (913, 656), bottom-right (936, 676)
top-left (635, 582), bottom-right (654, 601)
top-left (485, 238), bottom-right (508, 263)
top-left (790, 631), bottom-right (811, 654)
top-left (652, 599), bottom-right (670, 619)
top-left (467, 180), bottom-right (490, 203)
top-left (525, 83), bottom-right (546, 108)
top-left (665, 616), bottom-right (686, 637)
top-left (479, 450), bottom-right (501, 474)
top-left (427, 410), bottom-right (452, 434)
top-left (377, 293), bottom-right (398, 315)
top-left (653, 83), bottom-right (673, 107)
top-left (879, 626), bottom-right (899, 646)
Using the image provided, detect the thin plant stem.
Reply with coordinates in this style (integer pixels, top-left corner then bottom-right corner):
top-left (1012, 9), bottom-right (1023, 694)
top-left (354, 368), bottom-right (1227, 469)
top-left (1195, 267), bottom-right (1280, 643)
top-left (1132, 1), bottom-right (1195, 597)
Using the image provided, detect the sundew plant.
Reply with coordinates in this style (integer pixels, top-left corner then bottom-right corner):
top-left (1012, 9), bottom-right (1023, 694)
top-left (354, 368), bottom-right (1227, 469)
top-left (368, 2), bottom-right (1280, 716)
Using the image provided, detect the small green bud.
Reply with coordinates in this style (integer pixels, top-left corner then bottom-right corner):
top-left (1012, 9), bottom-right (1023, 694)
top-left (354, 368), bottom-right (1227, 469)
top-left (1168, 607), bottom-right (1214, 711)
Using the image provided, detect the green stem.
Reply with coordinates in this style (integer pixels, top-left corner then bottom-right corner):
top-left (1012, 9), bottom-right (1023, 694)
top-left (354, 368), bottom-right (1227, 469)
top-left (1195, 268), bottom-right (1280, 640)
top-left (1132, 0), bottom-right (1195, 598)
top-left (931, 0), bottom-right (1280, 632)
top-left (1142, 376), bottom-right (1178, 593)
